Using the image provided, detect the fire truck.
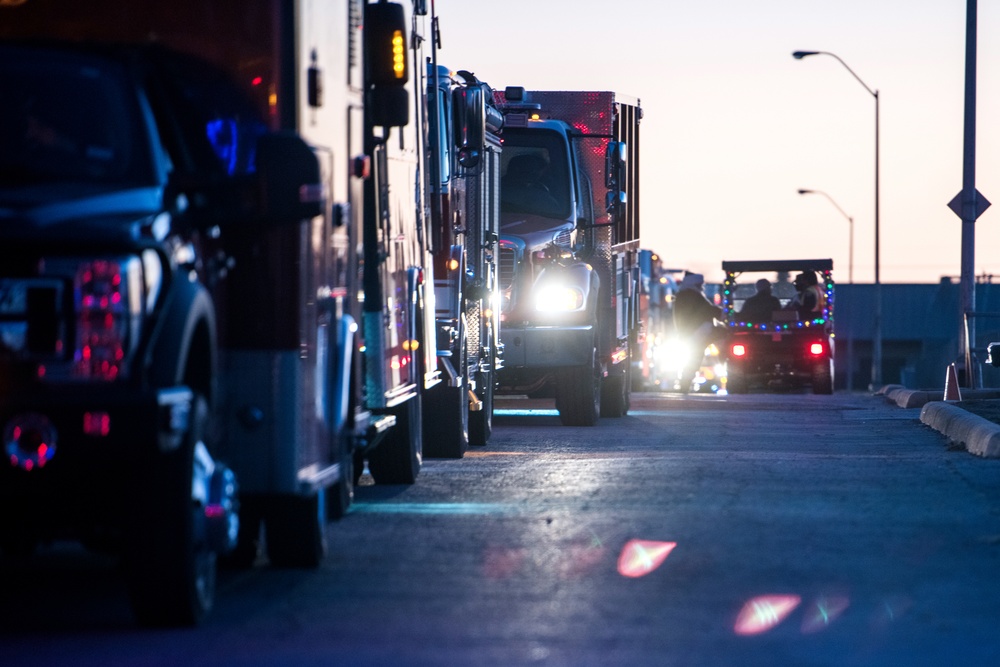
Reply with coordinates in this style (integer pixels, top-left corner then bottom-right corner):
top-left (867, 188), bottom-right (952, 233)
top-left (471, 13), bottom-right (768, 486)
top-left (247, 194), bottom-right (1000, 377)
top-left (0, 0), bottom-right (440, 626)
top-left (423, 66), bottom-right (504, 456)
top-left (495, 90), bottom-right (642, 425)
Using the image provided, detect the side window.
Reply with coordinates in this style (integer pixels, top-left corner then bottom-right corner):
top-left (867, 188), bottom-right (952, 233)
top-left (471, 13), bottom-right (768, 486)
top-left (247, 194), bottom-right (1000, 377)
top-left (205, 115), bottom-right (266, 176)
top-left (149, 51), bottom-right (268, 178)
top-left (433, 88), bottom-right (451, 187)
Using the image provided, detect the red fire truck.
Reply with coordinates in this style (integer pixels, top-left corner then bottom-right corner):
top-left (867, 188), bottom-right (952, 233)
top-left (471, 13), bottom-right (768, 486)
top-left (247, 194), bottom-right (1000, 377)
top-left (0, 0), bottom-right (442, 626)
top-left (423, 66), bottom-right (504, 456)
top-left (495, 90), bottom-right (642, 425)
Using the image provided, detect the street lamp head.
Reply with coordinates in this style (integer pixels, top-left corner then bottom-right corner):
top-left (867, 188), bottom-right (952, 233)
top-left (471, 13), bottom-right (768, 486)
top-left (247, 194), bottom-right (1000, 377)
top-left (792, 50), bottom-right (820, 60)
top-left (797, 189), bottom-right (813, 195)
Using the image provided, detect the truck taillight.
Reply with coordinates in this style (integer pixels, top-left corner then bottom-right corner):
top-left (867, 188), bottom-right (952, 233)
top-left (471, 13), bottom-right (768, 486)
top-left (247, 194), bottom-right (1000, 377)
top-left (731, 343), bottom-right (747, 357)
top-left (73, 258), bottom-right (141, 381)
top-left (809, 342), bottom-right (825, 356)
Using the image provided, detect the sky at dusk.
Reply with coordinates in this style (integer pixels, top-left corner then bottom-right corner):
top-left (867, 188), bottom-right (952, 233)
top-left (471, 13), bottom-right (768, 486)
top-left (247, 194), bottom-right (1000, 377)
top-left (436, 0), bottom-right (1000, 285)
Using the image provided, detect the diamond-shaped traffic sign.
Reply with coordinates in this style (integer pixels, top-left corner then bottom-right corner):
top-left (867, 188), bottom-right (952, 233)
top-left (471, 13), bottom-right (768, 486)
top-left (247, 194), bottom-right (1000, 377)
top-left (948, 189), bottom-right (991, 220)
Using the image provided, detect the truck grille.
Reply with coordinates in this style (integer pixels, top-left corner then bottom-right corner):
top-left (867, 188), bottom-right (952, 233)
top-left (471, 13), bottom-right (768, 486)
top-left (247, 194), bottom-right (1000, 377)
top-left (499, 246), bottom-right (517, 290)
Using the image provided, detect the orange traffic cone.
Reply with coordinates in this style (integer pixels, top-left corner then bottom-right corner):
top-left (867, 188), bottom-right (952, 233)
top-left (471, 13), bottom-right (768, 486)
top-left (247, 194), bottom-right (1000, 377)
top-left (944, 363), bottom-right (962, 401)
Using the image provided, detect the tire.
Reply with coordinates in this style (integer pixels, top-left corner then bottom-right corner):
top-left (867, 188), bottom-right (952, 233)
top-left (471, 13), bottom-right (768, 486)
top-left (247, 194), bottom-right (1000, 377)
top-left (727, 368), bottom-right (748, 394)
top-left (422, 322), bottom-right (469, 459)
top-left (555, 342), bottom-right (601, 427)
top-left (600, 359), bottom-right (631, 418)
top-left (422, 379), bottom-right (469, 458)
top-left (469, 366), bottom-right (494, 446)
top-left (221, 495), bottom-right (262, 570)
top-left (264, 490), bottom-right (327, 568)
top-left (125, 394), bottom-right (217, 627)
top-left (368, 392), bottom-right (422, 484)
top-left (812, 360), bottom-right (834, 395)
top-left (326, 434), bottom-right (355, 520)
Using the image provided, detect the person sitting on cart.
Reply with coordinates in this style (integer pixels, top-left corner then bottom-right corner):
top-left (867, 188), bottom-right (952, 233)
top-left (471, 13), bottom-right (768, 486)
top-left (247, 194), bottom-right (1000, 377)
top-left (787, 270), bottom-right (826, 319)
top-left (738, 278), bottom-right (781, 322)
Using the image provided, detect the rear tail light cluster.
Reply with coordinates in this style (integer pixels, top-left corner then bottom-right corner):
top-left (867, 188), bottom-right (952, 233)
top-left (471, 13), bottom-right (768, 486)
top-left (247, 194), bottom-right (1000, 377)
top-left (73, 258), bottom-right (143, 381)
top-left (730, 341), bottom-right (826, 358)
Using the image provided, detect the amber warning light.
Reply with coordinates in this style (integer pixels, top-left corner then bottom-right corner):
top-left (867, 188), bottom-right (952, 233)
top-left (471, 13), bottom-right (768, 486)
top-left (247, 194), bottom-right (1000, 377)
top-left (391, 30), bottom-right (405, 79)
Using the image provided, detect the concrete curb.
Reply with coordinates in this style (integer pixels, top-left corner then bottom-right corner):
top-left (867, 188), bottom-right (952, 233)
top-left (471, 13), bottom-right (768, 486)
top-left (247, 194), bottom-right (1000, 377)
top-left (920, 401), bottom-right (1000, 458)
top-left (882, 386), bottom-right (1000, 409)
top-left (885, 387), bottom-right (941, 409)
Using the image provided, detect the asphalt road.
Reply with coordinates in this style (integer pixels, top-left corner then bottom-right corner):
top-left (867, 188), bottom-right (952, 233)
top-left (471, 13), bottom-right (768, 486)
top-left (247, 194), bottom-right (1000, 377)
top-left (4, 391), bottom-right (1000, 666)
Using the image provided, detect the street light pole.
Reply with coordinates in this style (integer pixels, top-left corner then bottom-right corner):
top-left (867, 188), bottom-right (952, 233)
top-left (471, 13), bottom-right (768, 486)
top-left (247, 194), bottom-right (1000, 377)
top-left (797, 188), bottom-right (854, 284)
top-left (793, 50), bottom-right (882, 388)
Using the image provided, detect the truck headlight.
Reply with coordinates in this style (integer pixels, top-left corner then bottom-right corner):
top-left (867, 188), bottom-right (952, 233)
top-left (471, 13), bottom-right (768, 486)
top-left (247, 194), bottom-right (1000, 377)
top-left (534, 284), bottom-right (585, 312)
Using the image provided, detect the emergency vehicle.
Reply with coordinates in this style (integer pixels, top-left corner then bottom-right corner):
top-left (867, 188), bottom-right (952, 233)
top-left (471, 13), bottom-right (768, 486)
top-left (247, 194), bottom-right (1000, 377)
top-left (424, 66), bottom-right (504, 456)
top-left (495, 89), bottom-right (642, 425)
top-left (0, 0), bottom-right (440, 626)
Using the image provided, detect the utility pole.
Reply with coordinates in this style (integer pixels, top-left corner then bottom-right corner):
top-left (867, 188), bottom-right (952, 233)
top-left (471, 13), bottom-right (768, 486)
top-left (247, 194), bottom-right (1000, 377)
top-left (949, 0), bottom-right (991, 387)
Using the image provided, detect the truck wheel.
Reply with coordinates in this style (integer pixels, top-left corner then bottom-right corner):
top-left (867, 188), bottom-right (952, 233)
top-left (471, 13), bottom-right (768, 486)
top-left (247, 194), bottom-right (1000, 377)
top-left (600, 360), bottom-right (631, 418)
top-left (326, 435), bottom-right (355, 520)
top-left (422, 380), bottom-right (469, 458)
top-left (368, 393), bottom-right (422, 484)
top-left (422, 326), bottom-right (469, 458)
top-left (812, 360), bottom-right (834, 395)
top-left (125, 394), bottom-right (216, 627)
top-left (726, 369), bottom-right (747, 394)
top-left (264, 490), bottom-right (327, 568)
top-left (221, 496), bottom-right (262, 570)
top-left (469, 366), bottom-right (494, 446)
top-left (556, 344), bottom-right (601, 426)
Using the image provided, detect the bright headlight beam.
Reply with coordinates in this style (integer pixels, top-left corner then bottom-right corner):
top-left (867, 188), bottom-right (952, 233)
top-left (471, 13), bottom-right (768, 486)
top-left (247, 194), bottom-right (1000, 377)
top-left (535, 285), bottom-right (584, 312)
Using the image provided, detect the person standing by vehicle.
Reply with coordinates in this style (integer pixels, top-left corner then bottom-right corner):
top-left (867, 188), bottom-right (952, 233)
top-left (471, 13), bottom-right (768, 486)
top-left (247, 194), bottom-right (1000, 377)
top-left (788, 270), bottom-right (826, 319)
top-left (738, 278), bottom-right (782, 322)
top-left (673, 272), bottom-right (725, 391)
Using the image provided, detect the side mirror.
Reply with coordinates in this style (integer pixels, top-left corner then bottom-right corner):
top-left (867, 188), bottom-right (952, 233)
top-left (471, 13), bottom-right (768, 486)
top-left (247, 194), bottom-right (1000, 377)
top-left (606, 190), bottom-right (627, 214)
top-left (605, 141), bottom-right (626, 189)
top-left (453, 85), bottom-right (485, 168)
top-left (256, 131), bottom-right (324, 224)
top-left (989, 342), bottom-right (1000, 367)
top-left (365, 2), bottom-right (409, 127)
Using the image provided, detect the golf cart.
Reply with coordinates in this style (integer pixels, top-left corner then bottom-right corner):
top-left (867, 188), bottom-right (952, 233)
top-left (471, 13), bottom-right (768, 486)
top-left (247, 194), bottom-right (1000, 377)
top-left (721, 259), bottom-right (835, 394)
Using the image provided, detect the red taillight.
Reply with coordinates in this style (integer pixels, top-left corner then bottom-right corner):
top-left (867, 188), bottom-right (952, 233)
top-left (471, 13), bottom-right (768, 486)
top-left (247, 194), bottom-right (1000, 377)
top-left (83, 412), bottom-right (111, 437)
top-left (809, 343), bottom-right (825, 356)
top-left (731, 343), bottom-right (747, 357)
top-left (75, 260), bottom-right (127, 381)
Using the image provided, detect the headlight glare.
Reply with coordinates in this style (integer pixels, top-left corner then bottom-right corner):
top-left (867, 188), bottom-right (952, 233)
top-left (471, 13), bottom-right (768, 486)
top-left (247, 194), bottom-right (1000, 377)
top-left (534, 284), bottom-right (585, 312)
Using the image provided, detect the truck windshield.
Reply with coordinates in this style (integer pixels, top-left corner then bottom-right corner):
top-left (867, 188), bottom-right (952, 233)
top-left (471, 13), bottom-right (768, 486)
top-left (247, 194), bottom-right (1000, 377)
top-left (0, 47), bottom-right (154, 188)
top-left (500, 128), bottom-right (572, 219)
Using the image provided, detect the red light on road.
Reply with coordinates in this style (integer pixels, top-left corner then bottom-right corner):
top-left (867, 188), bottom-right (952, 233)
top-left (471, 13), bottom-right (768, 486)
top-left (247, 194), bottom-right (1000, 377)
top-left (809, 343), bottom-right (824, 355)
top-left (731, 344), bottom-right (747, 357)
top-left (617, 539), bottom-right (676, 578)
top-left (734, 594), bottom-right (801, 635)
